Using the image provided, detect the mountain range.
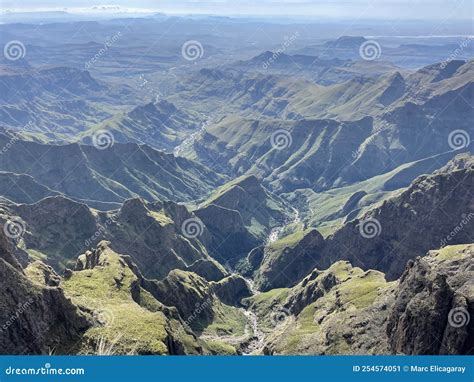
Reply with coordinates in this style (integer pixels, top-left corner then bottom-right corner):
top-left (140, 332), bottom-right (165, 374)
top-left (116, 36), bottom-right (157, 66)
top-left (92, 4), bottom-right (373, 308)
top-left (0, 15), bottom-right (472, 356)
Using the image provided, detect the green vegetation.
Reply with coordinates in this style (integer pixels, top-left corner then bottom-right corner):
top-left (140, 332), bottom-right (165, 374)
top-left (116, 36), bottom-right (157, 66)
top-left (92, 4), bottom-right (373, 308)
top-left (62, 247), bottom-right (181, 355)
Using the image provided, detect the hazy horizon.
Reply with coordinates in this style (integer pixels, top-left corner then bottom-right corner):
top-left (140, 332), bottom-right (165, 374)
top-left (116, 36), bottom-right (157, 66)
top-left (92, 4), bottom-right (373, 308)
top-left (1, 0), bottom-right (473, 20)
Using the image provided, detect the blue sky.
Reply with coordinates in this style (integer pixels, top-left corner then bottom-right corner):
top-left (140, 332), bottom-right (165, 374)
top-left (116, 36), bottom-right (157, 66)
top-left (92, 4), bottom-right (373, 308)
top-left (1, 0), bottom-right (472, 20)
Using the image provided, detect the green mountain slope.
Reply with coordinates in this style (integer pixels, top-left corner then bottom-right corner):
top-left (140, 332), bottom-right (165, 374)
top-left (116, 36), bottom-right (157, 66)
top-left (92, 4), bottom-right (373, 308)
top-left (0, 133), bottom-right (225, 205)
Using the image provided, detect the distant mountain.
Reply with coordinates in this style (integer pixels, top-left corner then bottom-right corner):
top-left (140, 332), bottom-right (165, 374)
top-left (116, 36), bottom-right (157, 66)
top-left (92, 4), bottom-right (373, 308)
top-left (0, 64), bottom-right (149, 143)
top-left (87, 100), bottom-right (201, 152)
top-left (181, 60), bottom-right (473, 193)
top-left (324, 36), bottom-right (368, 49)
top-left (298, 36), bottom-right (472, 68)
top-left (252, 153), bottom-right (473, 288)
top-left (230, 51), bottom-right (376, 85)
top-left (0, 133), bottom-right (225, 205)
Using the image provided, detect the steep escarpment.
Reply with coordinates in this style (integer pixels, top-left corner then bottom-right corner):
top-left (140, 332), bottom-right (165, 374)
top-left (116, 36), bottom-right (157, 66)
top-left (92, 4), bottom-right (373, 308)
top-left (1, 196), bottom-right (219, 280)
top-left (253, 229), bottom-right (326, 291)
top-left (195, 175), bottom-right (291, 265)
top-left (0, 227), bottom-right (91, 355)
top-left (258, 154), bottom-right (473, 282)
top-left (63, 242), bottom-right (203, 355)
top-left (386, 245), bottom-right (474, 355)
top-left (250, 244), bottom-right (473, 355)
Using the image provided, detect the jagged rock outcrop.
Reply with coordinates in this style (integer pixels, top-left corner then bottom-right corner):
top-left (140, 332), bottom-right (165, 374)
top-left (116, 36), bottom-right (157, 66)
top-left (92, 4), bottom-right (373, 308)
top-left (195, 175), bottom-right (291, 265)
top-left (252, 244), bottom-right (473, 355)
top-left (254, 229), bottom-right (326, 291)
top-left (270, 154), bottom-right (473, 281)
top-left (62, 241), bottom-right (203, 355)
top-left (24, 261), bottom-right (61, 287)
top-left (386, 245), bottom-right (474, 355)
top-left (284, 269), bottom-right (337, 315)
top-left (213, 275), bottom-right (252, 306)
top-left (0, 227), bottom-right (91, 355)
top-left (2, 196), bottom-right (219, 280)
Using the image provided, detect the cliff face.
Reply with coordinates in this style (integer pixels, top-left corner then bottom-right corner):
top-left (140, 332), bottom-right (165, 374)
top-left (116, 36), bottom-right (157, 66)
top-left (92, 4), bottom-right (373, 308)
top-left (387, 245), bottom-right (474, 355)
top-left (252, 244), bottom-right (473, 355)
top-left (280, 153), bottom-right (473, 281)
top-left (195, 175), bottom-right (291, 265)
top-left (254, 229), bottom-right (326, 291)
top-left (0, 227), bottom-right (91, 355)
top-left (2, 196), bottom-right (220, 280)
